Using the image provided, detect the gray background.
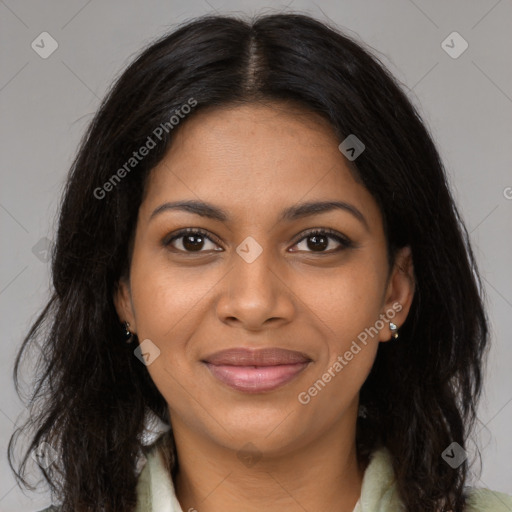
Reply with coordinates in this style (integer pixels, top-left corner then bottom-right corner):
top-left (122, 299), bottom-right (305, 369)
top-left (1, 0), bottom-right (511, 510)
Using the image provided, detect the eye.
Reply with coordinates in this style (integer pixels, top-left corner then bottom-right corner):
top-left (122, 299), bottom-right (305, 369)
top-left (291, 228), bottom-right (354, 253)
top-left (163, 227), bottom-right (354, 254)
top-left (163, 228), bottom-right (222, 253)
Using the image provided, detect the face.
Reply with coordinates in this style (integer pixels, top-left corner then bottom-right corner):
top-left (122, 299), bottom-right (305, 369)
top-left (115, 102), bottom-right (414, 457)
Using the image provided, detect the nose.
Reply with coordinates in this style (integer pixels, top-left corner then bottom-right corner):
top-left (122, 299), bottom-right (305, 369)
top-left (215, 240), bottom-right (295, 331)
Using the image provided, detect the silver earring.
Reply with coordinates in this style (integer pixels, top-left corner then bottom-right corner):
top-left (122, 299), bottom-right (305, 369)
top-left (389, 322), bottom-right (399, 340)
top-left (124, 321), bottom-right (135, 343)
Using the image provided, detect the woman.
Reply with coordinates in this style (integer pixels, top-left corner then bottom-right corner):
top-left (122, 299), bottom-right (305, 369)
top-left (9, 12), bottom-right (512, 512)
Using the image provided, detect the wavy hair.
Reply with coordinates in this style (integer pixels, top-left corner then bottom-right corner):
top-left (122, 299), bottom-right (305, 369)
top-left (9, 12), bottom-right (489, 512)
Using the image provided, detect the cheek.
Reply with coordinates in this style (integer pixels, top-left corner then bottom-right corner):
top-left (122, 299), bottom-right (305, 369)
top-left (297, 257), bottom-right (385, 337)
top-left (293, 258), bottom-right (386, 398)
top-left (128, 256), bottom-right (216, 401)
top-left (299, 343), bottom-right (378, 423)
top-left (300, 285), bottom-right (382, 413)
top-left (130, 255), bottom-right (214, 340)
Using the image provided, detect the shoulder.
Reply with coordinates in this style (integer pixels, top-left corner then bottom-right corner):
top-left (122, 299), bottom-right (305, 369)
top-left (464, 486), bottom-right (512, 511)
top-left (368, 447), bottom-right (512, 512)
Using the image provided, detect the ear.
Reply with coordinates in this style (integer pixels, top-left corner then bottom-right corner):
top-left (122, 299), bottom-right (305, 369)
top-left (379, 245), bottom-right (415, 342)
top-left (113, 276), bottom-right (137, 332)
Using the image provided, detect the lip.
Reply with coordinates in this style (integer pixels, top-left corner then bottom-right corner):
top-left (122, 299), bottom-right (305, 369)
top-left (202, 347), bottom-right (311, 366)
top-left (202, 348), bottom-right (312, 393)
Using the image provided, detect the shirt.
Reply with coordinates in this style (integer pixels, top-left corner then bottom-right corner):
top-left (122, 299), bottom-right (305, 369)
top-left (133, 437), bottom-right (512, 512)
top-left (38, 437), bottom-right (512, 511)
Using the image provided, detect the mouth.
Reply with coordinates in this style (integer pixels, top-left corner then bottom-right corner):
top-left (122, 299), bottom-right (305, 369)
top-left (201, 347), bottom-right (312, 393)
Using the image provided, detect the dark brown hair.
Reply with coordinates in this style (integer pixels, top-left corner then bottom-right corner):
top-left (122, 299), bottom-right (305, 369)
top-left (9, 12), bottom-right (489, 512)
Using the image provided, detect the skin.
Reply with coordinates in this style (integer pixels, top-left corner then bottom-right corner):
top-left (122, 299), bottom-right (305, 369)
top-left (114, 101), bottom-right (415, 512)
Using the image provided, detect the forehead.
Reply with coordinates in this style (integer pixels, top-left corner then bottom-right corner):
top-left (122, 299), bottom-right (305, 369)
top-left (140, 102), bottom-right (381, 229)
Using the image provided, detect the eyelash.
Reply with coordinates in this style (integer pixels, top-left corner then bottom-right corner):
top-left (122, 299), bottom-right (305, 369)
top-left (163, 227), bottom-right (354, 254)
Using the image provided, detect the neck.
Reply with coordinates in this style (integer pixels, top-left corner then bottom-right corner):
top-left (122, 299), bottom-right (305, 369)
top-left (171, 406), bottom-right (366, 512)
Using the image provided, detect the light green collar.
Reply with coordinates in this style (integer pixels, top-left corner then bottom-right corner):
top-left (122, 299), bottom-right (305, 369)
top-left (134, 438), bottom-right (512, 512)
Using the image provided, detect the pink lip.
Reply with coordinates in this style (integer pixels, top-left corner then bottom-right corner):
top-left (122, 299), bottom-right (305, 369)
top-left (202, 347), bottom-right (312, 393)
top-left (204, 362), bottom-right (310, 393)
top-left (203, 347), bottom-right (311, 366)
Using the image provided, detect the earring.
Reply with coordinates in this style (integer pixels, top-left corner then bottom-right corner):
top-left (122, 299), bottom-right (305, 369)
top-left (389, 322), bottom-right (399, 340)
top-left (124, 321), bottom-right (135, 343)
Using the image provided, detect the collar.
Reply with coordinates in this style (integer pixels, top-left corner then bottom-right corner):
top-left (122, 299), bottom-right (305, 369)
top-left (134, 434), bottom-right (512, 511)
top-left (134, 437), bottom-right (403, 512)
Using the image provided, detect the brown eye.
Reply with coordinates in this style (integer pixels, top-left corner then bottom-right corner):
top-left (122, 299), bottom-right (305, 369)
top-left (291, 229), bottom-right (353, 253)
top-left (164, 229), bottom-right (222, 253)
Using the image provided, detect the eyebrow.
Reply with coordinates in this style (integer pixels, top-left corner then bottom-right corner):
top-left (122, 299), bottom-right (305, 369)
top-left (149, 199), bottom-right (369, 231)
